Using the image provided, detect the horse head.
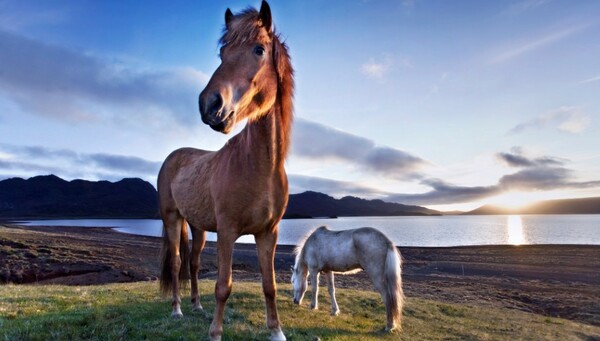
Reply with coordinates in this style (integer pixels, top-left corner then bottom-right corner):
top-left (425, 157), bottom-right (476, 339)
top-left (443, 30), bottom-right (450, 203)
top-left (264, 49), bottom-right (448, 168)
top-left (199, 1), bottom-right (280, 134)
top-left (291, 265), bottom-right (307, 305)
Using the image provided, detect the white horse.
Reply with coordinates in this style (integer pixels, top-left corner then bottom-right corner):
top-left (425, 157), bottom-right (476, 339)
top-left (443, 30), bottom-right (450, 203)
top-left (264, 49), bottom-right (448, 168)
top-left (291, 226), bottom-right (404, 332)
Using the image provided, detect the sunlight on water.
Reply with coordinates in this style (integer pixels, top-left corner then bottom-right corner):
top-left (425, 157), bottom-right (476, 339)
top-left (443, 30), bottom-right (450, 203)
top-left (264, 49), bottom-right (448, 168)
top-left (507, 215), bottom-right (526, 245)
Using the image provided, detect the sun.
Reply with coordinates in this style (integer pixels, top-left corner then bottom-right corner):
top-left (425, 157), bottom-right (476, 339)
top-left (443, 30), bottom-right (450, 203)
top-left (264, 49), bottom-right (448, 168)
top-left (488, 191), bottom-right (536, 210)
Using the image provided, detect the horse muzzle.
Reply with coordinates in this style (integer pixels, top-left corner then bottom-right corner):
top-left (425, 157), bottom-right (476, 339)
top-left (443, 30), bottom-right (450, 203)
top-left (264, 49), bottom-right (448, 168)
top-left (199, 92), bottom-right (236, 133)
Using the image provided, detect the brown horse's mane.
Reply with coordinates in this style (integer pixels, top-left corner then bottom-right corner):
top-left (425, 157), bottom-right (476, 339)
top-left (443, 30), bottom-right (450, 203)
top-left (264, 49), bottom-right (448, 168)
top-left (220, 8), bottom-right (294, 159)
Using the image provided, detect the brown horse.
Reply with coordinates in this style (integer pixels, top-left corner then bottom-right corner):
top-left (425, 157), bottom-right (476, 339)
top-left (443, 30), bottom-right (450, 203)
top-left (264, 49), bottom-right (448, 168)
top-left (157, 1), bottom-right (293, 340)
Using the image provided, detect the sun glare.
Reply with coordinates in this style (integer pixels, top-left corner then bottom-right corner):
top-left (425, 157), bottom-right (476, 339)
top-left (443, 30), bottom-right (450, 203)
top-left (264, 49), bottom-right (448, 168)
top-left (488, 192), bottom-right (536, 210)
top-left (507, 215), bottom-right (527, 245)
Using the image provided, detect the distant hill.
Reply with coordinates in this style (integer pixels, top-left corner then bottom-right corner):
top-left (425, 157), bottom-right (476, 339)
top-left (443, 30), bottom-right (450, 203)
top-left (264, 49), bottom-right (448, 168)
top-left (0, 175), bottom-right (440, 220)
top-left (0, 175), bottom-right (159, 219)
top-left (466, 197), bottom-right (600, 215)
top-left (283, 191), bottom-right (440, 218)
top-left (3, 175), bottom-right (598, 219)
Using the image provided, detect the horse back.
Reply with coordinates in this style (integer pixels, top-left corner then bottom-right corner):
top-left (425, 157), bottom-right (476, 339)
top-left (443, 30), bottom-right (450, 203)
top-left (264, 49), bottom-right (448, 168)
top-left (352, 227), bottom-right (393, 255)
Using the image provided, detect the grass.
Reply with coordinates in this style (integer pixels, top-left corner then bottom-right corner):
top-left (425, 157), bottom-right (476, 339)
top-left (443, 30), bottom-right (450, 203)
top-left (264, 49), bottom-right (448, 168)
top-left (1, 281), bottom-right (599, 340)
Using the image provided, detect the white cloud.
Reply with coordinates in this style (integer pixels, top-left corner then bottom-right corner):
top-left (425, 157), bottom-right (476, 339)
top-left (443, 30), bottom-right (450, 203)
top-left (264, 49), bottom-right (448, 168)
top-left (505, 0), bottom-right (552, 15)
top-left (508, 106), bottom-right (591, 135)
top-left (288, 174), bottom-right (384, 198)
top-left (385, 148), bottom-right (600, 205)
top-left (0, 143), bottom-right (161, 183)
top-left (361, 58), bottom-right (387, 80)
top-left (580, 75), bottom-right (600, 84)
top-left (0, 28), bottom-right (209, 126)
top-left (360, 54), bottom-right (411, 81)
top-left (360, 53), bottom-right (407, 80)
top-left (488, 24), bottom-right (589, 64)
top-left (292, 119), bottom-right (427, 179)
top-left (558, 111), bottom-right (591, 134)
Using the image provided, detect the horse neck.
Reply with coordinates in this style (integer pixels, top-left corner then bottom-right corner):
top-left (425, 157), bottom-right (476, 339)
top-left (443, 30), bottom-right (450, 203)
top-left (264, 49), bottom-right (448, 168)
top-left (237, 102), bottom-right (290, 171)
top-left (294, 251), bottom-right (308, 276)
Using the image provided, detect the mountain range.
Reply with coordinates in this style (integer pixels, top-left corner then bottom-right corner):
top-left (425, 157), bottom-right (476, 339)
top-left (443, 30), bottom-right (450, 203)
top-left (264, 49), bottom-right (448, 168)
top-left (0, 175), bottom-right (158, 218)
top-left (283, 191), bottom-right (440, 218)
top-left (1, 175), bottom-right (598, 219)
top-left (0, 175), bottom-right (439, 219)
top-left (465, 197), bottom-right (600, 215)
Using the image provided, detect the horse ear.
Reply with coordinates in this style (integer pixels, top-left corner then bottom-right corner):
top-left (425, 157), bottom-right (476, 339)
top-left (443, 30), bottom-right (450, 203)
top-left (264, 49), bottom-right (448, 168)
top-left (259, 0), bottom-right (272, 33)
top-left (225, 8), bottom-right (234, 27)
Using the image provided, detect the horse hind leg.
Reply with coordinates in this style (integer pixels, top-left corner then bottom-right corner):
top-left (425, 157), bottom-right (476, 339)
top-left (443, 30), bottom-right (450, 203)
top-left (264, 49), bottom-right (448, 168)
top-left (190, 227), bottom-right (206, 312)
top-left (160, 213), bottom-right (189, 318)
top-left (364, 263), bottom-right (392, 330)
top-left (325, 271), bottom-right (340, 316)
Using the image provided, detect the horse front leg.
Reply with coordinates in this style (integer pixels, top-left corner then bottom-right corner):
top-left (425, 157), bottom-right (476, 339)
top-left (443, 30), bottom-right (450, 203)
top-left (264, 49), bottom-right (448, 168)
top-left (255, 229), bottom-right (286, 341)
top-left (209, 231), bottom-right (236, 341)
top-left (325, 271), bottom-right (340, 316)
top-left (190, 228), bottom-right (206, 312)
top-left (309, 268), bottom-right (320, 310)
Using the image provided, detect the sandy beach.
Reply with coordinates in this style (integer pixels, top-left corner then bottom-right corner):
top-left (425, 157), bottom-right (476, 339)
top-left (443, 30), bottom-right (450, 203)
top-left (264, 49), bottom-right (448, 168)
top-left (1, 224), bottom-right (598, 327)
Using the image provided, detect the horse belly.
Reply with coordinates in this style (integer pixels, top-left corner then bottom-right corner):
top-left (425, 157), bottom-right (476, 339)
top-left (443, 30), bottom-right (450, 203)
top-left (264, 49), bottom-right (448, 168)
top-left (176, 187), bottom-right (216, 231)
top-left (323, 257), bottom-right (361, 272)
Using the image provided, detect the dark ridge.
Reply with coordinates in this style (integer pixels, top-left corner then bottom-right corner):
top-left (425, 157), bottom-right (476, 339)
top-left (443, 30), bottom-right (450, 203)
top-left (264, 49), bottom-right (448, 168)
top-left (465, 197), bottom-right (600, 215)
top-left (283, 191), bottom-right (440, 218)
top-left (0, 175), bottom-right (159, 219)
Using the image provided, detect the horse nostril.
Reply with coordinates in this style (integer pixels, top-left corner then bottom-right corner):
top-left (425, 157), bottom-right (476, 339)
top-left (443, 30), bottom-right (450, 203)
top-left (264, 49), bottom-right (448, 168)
top-left (207, 93), bottom-right (223, 116)
top-left (200, 92), bottom-right (224, 118)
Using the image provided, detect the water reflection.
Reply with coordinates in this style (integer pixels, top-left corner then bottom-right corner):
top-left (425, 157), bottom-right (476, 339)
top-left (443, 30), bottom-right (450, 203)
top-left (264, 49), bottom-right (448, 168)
top-left (21, 214), bottom-right (600, 246)
top-left (507, 215), bottom-right (526, 245)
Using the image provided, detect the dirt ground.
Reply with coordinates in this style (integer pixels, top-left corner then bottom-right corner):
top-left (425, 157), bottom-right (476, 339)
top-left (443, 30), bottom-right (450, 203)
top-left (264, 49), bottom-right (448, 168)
top-left (1, 224), bottom-right (598, 327)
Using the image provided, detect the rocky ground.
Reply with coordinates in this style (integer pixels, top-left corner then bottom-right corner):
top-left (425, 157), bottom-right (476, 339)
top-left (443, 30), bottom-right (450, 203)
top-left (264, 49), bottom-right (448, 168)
top-left (1, 224), bottom-right (598, 327)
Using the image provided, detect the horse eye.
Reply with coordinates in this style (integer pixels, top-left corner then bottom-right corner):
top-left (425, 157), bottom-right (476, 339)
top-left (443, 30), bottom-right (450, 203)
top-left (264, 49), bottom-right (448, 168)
top-left (254, 45), bottom-right (265, 56)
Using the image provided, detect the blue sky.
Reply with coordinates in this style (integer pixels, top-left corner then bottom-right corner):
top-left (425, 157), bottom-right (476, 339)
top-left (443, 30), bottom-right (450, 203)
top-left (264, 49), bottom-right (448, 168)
top-left (1, 0), bottom-right (599, 211)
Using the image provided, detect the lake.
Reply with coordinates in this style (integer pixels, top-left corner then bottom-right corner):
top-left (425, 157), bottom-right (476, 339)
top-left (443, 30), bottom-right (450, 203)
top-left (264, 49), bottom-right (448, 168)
top-left (19, 214), bottom-right (600, 247)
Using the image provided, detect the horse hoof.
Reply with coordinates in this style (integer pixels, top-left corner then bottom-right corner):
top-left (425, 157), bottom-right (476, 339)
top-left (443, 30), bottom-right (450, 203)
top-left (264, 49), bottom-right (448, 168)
top-left (171, 306), bottom-right (184, 318)
top-left (209, 336), bottom-right (221, 341)
top-left (192, 304), bottom-right (204, 313)
top-left (268, 328), bottom-right (286, 341)
top-left (384, 326), bottom-right (398, 333)
top-left (331, 310), bottom-right (340, 316)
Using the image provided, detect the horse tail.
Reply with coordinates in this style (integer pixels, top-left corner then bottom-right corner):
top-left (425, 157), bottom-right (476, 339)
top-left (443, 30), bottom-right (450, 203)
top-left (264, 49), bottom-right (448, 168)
top-left (159, 219), bottom-right (191, 295)
top-left (179, 220), bottom-right (191, 283)
top-left (384, 245), bottom-right (404, 330)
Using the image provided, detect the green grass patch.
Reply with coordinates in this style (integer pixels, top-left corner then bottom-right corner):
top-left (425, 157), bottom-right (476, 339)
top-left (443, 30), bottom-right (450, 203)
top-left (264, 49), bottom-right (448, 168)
top-left (1, 281), bottom-right (598, 340)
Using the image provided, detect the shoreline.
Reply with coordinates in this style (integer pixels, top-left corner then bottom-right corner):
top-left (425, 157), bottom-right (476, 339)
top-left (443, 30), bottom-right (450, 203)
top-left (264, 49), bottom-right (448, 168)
top-left (1, 224), bottom-right (599, 327)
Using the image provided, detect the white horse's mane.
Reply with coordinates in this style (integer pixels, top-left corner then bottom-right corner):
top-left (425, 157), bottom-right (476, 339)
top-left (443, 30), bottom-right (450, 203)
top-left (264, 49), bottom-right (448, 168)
top-left (293, 225), bottom-right (327, 267)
